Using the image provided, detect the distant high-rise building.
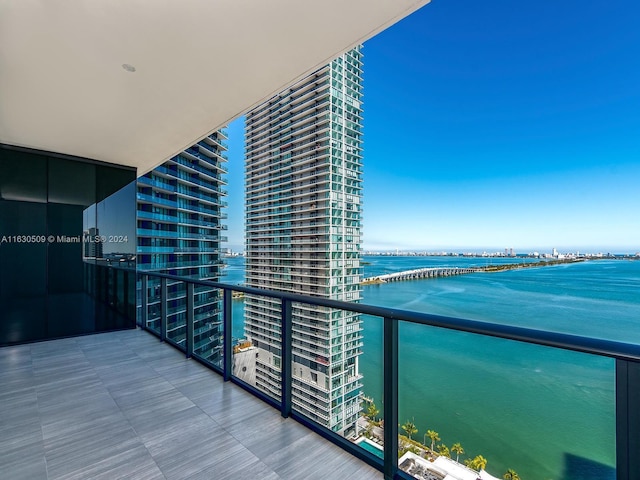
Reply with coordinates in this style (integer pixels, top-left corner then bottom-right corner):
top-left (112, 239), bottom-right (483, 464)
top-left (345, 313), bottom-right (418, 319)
top-left (137, 130), bottom-right (228, 366)
top-left (243, 47), bottom-right (364, 436)
top-left (83, 227), bottom-right (103, 259)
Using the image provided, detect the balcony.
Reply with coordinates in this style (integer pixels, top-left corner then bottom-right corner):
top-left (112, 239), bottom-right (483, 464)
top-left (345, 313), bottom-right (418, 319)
top-left (150, 269), bottom-right (640, 479)
top-left (2, 266), bottom-right (639, 480)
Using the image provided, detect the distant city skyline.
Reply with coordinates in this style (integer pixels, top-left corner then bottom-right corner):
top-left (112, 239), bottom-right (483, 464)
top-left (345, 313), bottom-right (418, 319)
top-left (224, 0), bottom-right (640, 254)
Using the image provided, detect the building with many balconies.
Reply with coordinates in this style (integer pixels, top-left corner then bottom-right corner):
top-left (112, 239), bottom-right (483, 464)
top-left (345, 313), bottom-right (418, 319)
top-left (137, 130), bottom-right (228, 366)
top-left (244, 47), bottom-right (364, 437)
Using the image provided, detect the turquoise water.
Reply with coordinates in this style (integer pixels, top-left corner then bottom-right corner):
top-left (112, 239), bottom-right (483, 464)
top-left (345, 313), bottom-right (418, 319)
top-left (362, 257), bottom-right (639, 342)
top-left (223, 256), bottom-right (640, 480)
top-left (221, 259), bottom-right (248, 341)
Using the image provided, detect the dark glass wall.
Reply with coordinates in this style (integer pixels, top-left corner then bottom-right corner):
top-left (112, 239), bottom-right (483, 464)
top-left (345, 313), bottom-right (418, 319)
top-left (0, 145), bottom-right (137, 345)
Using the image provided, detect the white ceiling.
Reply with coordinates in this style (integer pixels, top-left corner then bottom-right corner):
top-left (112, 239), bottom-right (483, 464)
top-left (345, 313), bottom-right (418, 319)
top-left (0, 0), bottom-right (429, 175)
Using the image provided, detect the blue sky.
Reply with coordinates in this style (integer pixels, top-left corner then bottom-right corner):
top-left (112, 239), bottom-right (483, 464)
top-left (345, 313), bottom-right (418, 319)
top-left (225, 0), bottom-right (640, 253)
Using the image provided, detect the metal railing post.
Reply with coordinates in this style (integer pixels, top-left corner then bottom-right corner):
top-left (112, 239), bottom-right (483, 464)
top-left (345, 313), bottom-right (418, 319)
top-left (616, 358), bottom-right (640, 480)
top-left (281, 299), bottom-right (293, 418)
top-left (223, 288), bottom-right (232, 381)
top-left (383, 316), bottom-right (399, 480)
top-left (186, 282), bottom-right (194, 358)
top-left (140, 274), bottom-right (148, 329)
top-left (160, 277), bottom-right (167, 342)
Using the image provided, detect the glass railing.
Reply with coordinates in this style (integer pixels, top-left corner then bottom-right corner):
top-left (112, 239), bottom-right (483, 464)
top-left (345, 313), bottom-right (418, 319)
top-left (198, 140), bottom-right (224, 155)
top-left (190, 188), bottom-right (226, 205)
top-left (136, 228), bottom-right (222, 241)
top-left (174, 246), bottom-right (220, 253)
top-left (198, 135), bottom-right (229, 150)
top-left (137, 210), bottom-right (225, 229)
top-left (184, 149), bottom-right (227, 168)
top-left (137, 246), bottom-right (175, 253)
top-left (137, 210), bottom-right (180, 223)
top-left (138, 260), bottom-right (210, 270)
top-left (136, 192), bottom-right (177, 208)
top-left (130, 267), bottom-right (638, 480)
top-left (138, 175), bottom-right (176, 191)
top-left (173, 155), bottom-right (225, 181)
top-left (137, 228), bottom-right (178, 238)
top-left (393, 323), bottom-right (616, 480)
top-left (175, 203), bottom-right (225, 216)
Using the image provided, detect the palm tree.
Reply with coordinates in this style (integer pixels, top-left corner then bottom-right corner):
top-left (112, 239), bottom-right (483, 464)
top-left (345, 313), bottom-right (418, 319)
top-left (465, 455), bottom-right (488, 471)
top-left (475, 455), bottom-right (488, 471)
top-left (451, 443), bottom-right (464, 462)
top-left (366, 402), bottom-right (379, 422)
top-left (426, 430), bottom-right (440, 451)
top-left (401, 419), bottom-right (418, 440)
top-left (504, 469), bottom-right (520, 480)
top-left (437, 444), bottom-right (450, 458)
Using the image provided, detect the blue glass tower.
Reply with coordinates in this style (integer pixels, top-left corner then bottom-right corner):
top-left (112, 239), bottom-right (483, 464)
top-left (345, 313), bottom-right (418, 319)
top-left (137, 130), bottom-right (228, 365)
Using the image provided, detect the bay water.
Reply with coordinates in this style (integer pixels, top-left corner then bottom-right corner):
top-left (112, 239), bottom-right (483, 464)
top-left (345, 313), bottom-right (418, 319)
top-left (223, 255), bottom-right (640, 479)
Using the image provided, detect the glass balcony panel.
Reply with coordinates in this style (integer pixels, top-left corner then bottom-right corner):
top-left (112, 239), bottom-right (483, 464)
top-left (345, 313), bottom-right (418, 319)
top-left (289, 300), bottom-right (333, 429)
top-left (287, 301), bottom-right (371, 444)
top-left (354, 313), bottom-right (384, 464)
top-left (231, 288), bottom-right (253, 384)
top-left (223, 259), bottom-right (250, 384)
top-left (144, 277), bottom-right (161, 335)
top-left (191, 286), bottom-right (223, 369)
top-left (165, 281), bottom-right (187, 351)
top-left (236, 292), bottom-right (283, 404)
top-left (397, 322), bottom-right (616, 480)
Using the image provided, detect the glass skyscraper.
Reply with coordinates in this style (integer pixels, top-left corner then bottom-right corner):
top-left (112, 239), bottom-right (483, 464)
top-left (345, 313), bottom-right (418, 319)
top-left (244, 48), bottom-right (364, 436)
top-left (137, 130), bottom-right (228, 366)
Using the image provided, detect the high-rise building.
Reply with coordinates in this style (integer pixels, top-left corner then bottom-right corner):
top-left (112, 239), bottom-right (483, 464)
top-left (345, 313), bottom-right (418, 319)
top-left (137, 130), bottom-right (228, 366)
top-left (83, 227), bottom-right (104, 260)
top-left (244, 48), bottom-right (364, 436)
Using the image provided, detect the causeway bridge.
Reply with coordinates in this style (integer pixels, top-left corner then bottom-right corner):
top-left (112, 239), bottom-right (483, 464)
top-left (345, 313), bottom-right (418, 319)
top-left (362, 267), bottom-right (479, 284)
top-left (360, 259), bottom-right (586, 285)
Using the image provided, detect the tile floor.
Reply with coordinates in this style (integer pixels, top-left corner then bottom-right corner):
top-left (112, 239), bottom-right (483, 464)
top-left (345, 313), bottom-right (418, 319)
top-left (0, 328), bottom-right (380, 480)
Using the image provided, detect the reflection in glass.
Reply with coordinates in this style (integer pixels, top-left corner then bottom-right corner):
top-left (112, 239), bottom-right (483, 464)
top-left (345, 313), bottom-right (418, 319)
top-left (94, 180), bottom-right (136, 265)
top-left (1, 147), bottom-right (136, 345)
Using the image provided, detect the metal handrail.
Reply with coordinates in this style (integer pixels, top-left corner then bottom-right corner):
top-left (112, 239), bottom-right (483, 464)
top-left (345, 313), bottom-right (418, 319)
top-left (131, 267), bottom-right (640, 362)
